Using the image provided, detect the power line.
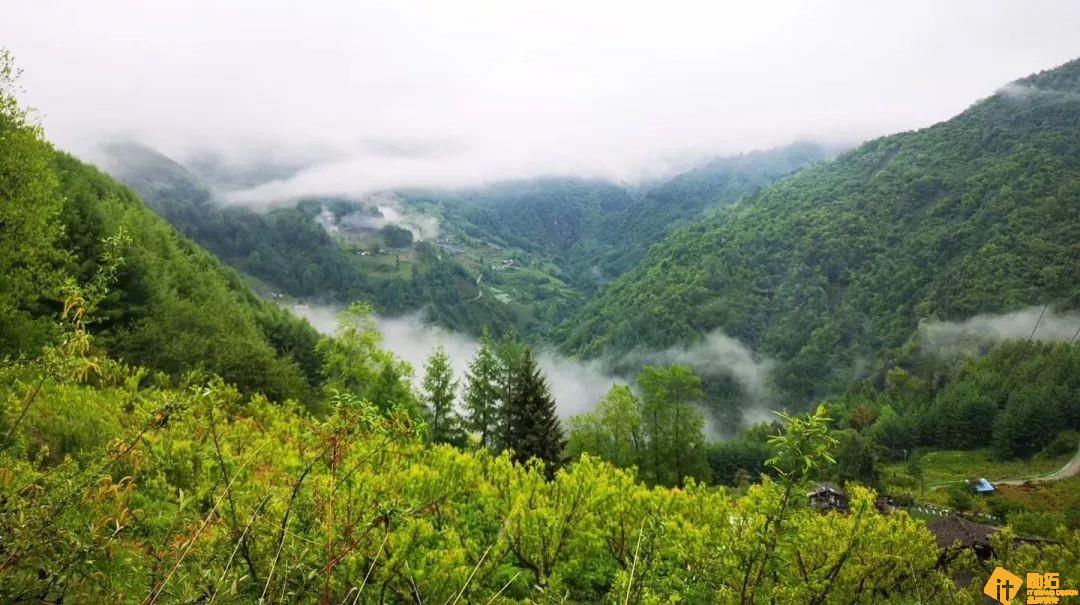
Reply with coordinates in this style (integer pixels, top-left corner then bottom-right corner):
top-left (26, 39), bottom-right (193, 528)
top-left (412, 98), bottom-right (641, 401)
top-left (1028, 304), bottom-right (1047, 341)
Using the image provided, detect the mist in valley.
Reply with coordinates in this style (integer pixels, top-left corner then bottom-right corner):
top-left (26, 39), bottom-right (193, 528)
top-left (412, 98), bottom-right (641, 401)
top-left (294, 302), bottom-right (1080, 439)
top-left (919, 305), bottom-right (1080, 359)
top-left (291, 304), bottom-right (775, 433)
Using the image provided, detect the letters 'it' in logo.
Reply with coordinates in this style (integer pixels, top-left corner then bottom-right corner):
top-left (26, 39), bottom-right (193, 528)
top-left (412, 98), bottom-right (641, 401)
top-left (984, 566), bottom-right (1023, 604)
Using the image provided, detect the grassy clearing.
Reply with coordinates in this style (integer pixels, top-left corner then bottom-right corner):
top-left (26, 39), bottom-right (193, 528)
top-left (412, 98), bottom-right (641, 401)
top-left (886, 448), bottom-right (1072, 487)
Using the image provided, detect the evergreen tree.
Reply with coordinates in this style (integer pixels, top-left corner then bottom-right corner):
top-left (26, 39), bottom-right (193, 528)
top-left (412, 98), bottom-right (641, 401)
top-left (463, 332), bottom-right (501, 448)
top-left (423, 345), bottom-right (463, 445)
top-left (494, 330), bottom-right (525, 447)
top-left (832, 429), bottom-right (881, 486)
top-left (503, 347), bottom-right (565, 472)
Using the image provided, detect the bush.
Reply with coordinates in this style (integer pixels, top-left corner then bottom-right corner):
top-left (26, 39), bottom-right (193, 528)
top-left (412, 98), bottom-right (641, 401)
top-left (1008, 511), bottom-right (1067, 539)
top-left (946, 485), bottom-right (974, 511)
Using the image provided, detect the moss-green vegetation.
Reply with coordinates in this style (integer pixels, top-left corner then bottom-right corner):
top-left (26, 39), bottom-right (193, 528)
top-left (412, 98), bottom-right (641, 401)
top-left (106, 141), bottom-right (826, 340)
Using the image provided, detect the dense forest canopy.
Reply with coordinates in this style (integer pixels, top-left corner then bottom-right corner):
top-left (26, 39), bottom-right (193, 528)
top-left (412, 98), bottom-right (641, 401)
top-left (0, 80), bottom-right (322, 402)
top-left (400, 141), bottom-right (828, 287)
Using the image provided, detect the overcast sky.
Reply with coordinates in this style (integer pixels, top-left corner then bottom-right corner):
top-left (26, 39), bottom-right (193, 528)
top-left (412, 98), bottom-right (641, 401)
top-left (5, 0), bottom-right (1080, 202)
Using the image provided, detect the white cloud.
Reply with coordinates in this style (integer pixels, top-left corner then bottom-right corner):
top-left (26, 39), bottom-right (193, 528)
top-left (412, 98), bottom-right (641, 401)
top-left (621, 331), bottom-right (774, 402)
top-left (4, 0), bottom-right (1079, 201)
top-left (919, 306), bottom-right (1080, 358)
top-left (292, 305), bottom-right (776, 425)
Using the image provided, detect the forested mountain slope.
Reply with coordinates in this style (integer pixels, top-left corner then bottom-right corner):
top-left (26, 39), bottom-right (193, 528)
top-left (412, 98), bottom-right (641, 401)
top-left (100, 142), bottom-right (375, 300)
top-left (1, 105), bottom-right (322, 402)
top-left (4, 46), bottom-right (1080, 604)
top-left (102, 143), bottom-right (523, 334)
top-left (559, 59), bottom-right (1080, 401)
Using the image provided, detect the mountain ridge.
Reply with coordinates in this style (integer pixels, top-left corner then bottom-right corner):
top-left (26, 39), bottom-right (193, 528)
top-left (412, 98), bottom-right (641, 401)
top-left (557, 57), bottom-right (1080, 402)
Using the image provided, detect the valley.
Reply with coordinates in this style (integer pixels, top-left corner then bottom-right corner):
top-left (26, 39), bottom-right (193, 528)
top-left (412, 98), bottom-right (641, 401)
top-left (2, 9), bottom-right (1080, 601)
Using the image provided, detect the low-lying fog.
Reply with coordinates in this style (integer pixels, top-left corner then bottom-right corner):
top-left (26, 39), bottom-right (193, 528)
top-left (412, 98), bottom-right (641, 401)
top-left (293, 303), bottom-right (1080, 434)
top-left (919, 306), bottom-right (1080, 358)
top-left (290, 305), bottom-right (773, 434)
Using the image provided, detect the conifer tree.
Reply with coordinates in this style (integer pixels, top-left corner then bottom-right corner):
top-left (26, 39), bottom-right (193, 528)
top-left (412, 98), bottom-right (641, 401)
top-left (422, 345), bottom-right (463, 445)
top-left (503, 347), bottom-right (565, 472)
top-left (496, 331), bottom-right (524, 399)
top-left (494, 330), bottom-right (525, 448)
top-left (463, 332), bottom-right (501, 448)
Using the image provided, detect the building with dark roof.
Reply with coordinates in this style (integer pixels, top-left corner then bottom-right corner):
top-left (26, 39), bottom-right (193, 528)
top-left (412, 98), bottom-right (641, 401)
top-left (807, 483), bottom-right (850, 512)
top-left (927, 515), bottom-right (999, 562)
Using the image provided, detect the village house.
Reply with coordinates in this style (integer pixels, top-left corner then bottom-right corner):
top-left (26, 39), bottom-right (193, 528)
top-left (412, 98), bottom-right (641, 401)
top-left (928, 515), bottom-right (999, 564)
top-left (807, 483), bottom-right (850, 512)
top-left (928, 514), bottom-right (1057, 588)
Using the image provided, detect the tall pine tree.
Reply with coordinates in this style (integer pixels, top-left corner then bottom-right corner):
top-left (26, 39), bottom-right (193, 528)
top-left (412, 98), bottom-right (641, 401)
top-left (463, 332), bottom-right (501, 448)
top-left (422, 345), bottom-right (464, 445)
top-left (503, 347), bottom-right (565, 473)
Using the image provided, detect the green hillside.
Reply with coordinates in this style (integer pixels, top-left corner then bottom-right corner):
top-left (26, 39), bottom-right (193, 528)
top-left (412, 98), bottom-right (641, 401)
top-left (3, 45), bottom-right (1080, 605)
top-left (1, 98), bottom-right (321, 402)
top-left (559, 59), bottom-right (1080, 402)
top-left (99, 142), bottom-right (378, 301)
top-left (101, 143), bottom-right (526, 335)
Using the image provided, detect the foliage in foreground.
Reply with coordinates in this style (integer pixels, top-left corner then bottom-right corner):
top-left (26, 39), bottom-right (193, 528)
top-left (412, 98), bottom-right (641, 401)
top-left (0, 352), bottom-right (988, 604)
